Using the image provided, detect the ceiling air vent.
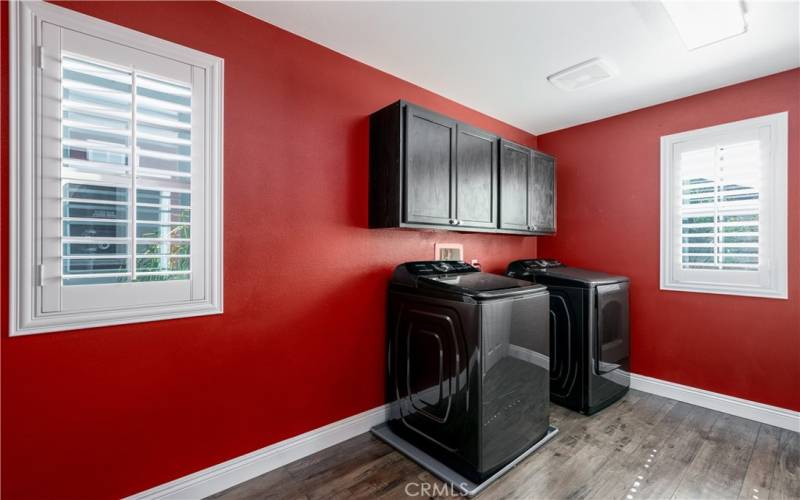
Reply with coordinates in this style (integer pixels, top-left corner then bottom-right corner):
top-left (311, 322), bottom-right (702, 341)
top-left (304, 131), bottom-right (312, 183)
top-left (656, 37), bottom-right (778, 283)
top-left (547, 57), bottom-right (617, 91)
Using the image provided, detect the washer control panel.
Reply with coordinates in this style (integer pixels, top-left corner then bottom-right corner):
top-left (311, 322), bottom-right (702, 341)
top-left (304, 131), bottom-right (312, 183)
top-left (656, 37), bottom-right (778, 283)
top-left (405, 261), bottom-right (477, 275)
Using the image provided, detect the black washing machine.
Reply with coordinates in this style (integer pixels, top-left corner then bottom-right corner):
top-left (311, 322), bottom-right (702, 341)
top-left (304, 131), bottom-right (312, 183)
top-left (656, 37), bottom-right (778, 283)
top-left (507, 259), bottom-right (630, 415)
top-left (373, 261), bottom-right (557, 493)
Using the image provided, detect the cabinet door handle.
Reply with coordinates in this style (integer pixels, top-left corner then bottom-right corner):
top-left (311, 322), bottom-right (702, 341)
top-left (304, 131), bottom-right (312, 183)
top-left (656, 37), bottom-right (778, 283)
top-left (456, 220), bottom-right (462, 225)
top-left (449, 219), bottom-right (457, 225)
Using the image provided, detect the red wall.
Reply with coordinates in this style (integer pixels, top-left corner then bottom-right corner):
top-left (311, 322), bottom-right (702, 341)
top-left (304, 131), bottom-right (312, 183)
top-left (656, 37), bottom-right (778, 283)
top-left (0, 2), bottom-right (540, 499)
top-left (538, 69), bottom-right (800, 412)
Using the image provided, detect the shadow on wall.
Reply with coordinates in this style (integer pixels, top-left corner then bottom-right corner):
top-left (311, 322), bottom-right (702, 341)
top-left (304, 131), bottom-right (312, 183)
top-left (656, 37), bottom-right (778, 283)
top-left (347, 115), bottom-right (371, 229)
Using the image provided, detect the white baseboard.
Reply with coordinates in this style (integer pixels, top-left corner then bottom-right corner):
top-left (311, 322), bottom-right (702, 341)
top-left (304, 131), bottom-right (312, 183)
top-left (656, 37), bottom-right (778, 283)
top-left (126, 374), bottom-right (799, 500)
top-left (125, 404), bottom-right (390, 500)
top-left (630, 373), bottom-right (800, 432)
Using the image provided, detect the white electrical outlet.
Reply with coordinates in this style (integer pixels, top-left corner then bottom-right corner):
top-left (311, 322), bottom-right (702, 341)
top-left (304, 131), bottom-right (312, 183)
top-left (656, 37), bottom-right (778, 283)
top-left (434, 243), bottom-right (463, 261)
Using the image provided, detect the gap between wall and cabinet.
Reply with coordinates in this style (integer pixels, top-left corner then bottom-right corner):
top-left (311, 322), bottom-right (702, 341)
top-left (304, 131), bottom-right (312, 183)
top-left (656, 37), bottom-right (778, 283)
top-left (126, 374), bottom-right (800, 500)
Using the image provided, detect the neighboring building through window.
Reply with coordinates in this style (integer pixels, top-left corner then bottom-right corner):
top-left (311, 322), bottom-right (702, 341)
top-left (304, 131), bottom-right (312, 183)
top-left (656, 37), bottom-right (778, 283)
top-left (660, 113), bottom-right (788, 299)
top-left (10, 1), bottom-right (223, 335)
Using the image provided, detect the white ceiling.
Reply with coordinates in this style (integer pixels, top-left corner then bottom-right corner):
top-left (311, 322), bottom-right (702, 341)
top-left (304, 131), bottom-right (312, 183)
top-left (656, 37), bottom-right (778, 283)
top-left (223, 1), bottom-right (800, 135)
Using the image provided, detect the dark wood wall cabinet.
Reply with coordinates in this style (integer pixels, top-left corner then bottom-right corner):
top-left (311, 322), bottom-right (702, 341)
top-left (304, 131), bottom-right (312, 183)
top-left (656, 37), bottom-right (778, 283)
top-left (499, 140), bottom-right (556, 234)
top-left (369, 100), bottom-right (555, 236)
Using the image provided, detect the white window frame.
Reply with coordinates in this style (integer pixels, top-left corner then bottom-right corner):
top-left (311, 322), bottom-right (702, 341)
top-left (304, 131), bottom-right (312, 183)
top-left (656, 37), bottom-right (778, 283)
top-left (10, 1), bottom-right (224, 335)
top-left (660, 113), bottom-right (788, 299)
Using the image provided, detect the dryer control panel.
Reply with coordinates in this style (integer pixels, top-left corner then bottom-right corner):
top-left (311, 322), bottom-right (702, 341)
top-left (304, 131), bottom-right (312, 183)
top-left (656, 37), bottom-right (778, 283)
top-left (527, 259), bottom-right (563, 269)
top-left (507, 259), bottom-right (563, 276)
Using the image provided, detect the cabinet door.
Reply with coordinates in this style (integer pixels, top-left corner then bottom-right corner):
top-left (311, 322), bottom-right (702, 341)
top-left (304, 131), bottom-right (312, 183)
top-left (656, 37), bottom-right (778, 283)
top-left (499, 140), bottom-right (531, 231)
top-left (404, 105), bottom-right (456, 225)
top-left (455, 125), bottom-right (497, 229)
top-left (529, 152), bottom-right (556, 233)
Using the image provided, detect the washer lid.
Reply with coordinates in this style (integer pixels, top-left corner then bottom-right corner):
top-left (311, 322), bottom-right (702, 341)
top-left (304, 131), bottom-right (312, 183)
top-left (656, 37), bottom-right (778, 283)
top-left (391, 262), bottom-right (546, 299)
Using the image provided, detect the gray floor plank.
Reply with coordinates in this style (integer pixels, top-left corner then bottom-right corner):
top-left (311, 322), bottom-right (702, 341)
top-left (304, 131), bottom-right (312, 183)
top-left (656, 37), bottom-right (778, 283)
top-left (659, 404), bottom-right (722, 466)
top-left (671, 413), bottom-right (761, 499)
top-left (371, 472), bottom-right (450, 500)
top-left (636, 400), bottom-right (696, 454)
top-left (209, 391), bottom-right (797, 500)
top-left (205, 467), bottom-right (295, 500)
top-left (738, 424), bottom-right (783, 500)
top-left (577, 401), bottom-right (705, 500)
top-left (770, 428), bottom-right (800, 500)
top-left (479, 396), bottom-right (632, 499)
top-left (304, 449), bottom-right (407, 499)
top-left (586, 447), bottom-right (689, 500)
top-left (284, 432), bottom-right (392, 480)
top-left (600, 393), bottom-right (677, 454)
top-left (586, 401), bottom-right (717, 500)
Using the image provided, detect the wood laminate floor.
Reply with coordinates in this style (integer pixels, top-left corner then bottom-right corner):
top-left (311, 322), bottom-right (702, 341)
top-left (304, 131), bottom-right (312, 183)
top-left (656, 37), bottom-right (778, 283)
top-left (210, 390), bottom-right (799, 500)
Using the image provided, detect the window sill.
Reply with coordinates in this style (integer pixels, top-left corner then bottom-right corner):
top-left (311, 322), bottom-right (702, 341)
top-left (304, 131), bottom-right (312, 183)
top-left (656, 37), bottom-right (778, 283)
top-left (659, 282), bottom-right (788, 300)
top-left (11, 302), bottom-right (223, 337)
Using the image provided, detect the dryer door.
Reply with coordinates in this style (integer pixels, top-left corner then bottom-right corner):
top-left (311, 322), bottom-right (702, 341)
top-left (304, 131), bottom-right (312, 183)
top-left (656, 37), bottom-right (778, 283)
top-left (595, 282), bottom-right (630, 374)
top-left (548, 287), bottom-right (584, 399)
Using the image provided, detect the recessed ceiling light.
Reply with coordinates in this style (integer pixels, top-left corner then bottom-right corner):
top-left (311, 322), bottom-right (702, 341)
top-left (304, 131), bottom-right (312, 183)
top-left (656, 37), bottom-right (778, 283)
top-left (546, 57), bottom-right (618, 91)
top-left (661, 0), bottom-right (747, 50)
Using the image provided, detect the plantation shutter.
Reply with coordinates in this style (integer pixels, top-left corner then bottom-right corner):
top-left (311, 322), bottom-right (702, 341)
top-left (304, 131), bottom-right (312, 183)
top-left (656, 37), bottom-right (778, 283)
top-left (11, 1), bottom-right (222, 335)
top-left (61, 55), bottom-right (192, 286)
top-left (670, 124), bottom-right (775, 290)
top-left (39, 26), bottom-right (204, 313)
top-left (678, 134), bottom-right (764, 271)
